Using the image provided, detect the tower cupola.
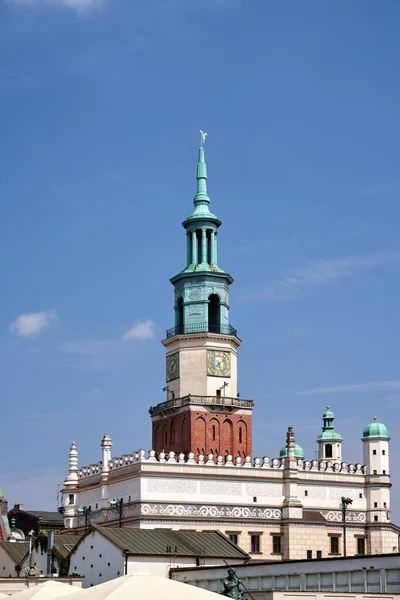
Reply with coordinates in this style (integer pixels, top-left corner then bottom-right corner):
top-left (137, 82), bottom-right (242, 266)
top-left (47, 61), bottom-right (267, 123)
top-left (317, 406), bottom-right (343, 461)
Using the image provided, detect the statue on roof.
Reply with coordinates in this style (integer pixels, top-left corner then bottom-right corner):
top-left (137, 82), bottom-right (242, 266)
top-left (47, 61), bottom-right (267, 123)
top-left (220, 568), bottom-right (245, 599)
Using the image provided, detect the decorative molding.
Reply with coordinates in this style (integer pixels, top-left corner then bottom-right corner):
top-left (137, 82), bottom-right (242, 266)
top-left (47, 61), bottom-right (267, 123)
top-left (321, 510), bottom-right (367, 523)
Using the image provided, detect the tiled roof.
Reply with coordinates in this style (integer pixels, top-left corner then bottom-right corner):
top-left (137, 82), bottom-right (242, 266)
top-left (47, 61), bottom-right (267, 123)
top-left (0, 541), bottom-right (29, 565)
top-left (79, 526), bottom-right (249, 559)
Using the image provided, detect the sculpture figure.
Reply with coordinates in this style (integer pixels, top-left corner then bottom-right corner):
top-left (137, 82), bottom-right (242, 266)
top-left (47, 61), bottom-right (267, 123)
top-left (220, 568), bottom-right (245, 599)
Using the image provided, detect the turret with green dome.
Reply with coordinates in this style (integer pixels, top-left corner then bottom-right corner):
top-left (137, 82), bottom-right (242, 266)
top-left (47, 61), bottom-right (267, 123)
top-left (362, 417), bottom-right (389, 440)
top-left (317, 406), bottom-right (343, 461)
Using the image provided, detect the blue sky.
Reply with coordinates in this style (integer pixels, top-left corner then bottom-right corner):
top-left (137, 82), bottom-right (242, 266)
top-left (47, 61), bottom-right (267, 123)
top-left (1, 0), bottom-right (400, 516)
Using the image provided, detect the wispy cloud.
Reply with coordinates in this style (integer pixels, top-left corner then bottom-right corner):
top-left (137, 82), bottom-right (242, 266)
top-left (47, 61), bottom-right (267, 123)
top-left (10, 310), bottom-right (57, 338)
top-left (57, 318), bottom-right (155, 369)
top-left (244, 252), bottom-right (400, 302)
top-left (7, 0), bottom-right (105, 14)
top-left (300, 380), bottom-right (400, 396)
top-left (123, 320), bottom-right (155, 341)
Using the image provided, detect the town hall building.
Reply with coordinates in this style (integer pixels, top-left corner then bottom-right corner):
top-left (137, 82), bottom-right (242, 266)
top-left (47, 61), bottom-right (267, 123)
top-left (61, 138), bottom-right (400, 560)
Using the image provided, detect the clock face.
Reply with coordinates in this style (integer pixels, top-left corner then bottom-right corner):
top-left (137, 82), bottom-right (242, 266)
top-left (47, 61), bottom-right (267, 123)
top-left (207, 350), bottom-right (231, 377)
top-left (166, 353), bottom-right (179, 382)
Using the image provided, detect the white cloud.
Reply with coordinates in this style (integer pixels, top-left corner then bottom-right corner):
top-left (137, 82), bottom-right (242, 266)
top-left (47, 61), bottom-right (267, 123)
top-left (123, 320), bottom-right (155, 341)
top-left (247, 252), bottom-right (400, 302)
top-left (7, 0), bottom-right (104, 14)
top-left (10, 310), bottom-right (57, 338)
top-left (300, 380), bottom-right (400, 396)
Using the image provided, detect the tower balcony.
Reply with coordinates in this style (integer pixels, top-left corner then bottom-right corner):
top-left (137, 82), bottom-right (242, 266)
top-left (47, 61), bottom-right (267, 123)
top-left (166, 322), bottom-right (237, 339)
top-left (149, 394), bottom-right (254, 417)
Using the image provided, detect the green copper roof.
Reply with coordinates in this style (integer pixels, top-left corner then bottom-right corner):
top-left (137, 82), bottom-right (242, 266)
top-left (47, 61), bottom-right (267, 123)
top-left (183, 145), bottom-right (221, 227)
top-left (279, 443), bottom-right (304, 459)
top-left (316, 406), bottom-right (343, 442)
top-left (362, 418), bottom-right (389, 439)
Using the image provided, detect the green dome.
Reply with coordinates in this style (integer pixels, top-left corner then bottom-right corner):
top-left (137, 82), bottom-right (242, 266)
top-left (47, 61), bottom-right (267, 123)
top-left (322, 409), bottom-right (335, 419)
top-left (317, 430), bottom-right (343, 441)
top-left (280, 444), bottom-right (304, 459)
top-left (317, 406), bottom-right (343, 442)
top-left (362, 419), bottom-right (389, 439)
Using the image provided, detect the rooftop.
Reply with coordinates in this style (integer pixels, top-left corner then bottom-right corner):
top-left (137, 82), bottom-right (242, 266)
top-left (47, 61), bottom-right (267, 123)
top-left (82, 526), bottom-right (249, 560)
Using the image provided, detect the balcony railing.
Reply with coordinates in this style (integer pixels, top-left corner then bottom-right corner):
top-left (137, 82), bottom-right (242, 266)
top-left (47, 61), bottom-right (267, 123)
top-left (166, 322), bottom-right (237, 339)
top-left (149, 394), bottom-right (254, 416)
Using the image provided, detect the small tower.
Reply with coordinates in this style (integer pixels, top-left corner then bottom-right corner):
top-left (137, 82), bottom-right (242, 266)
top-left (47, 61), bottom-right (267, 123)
top-left (362, 417), bottom-right (391, 525)
top-left (101, 433), bottom-right (113, 482)
top-left (281, 426), bottom-right (303, 560)
top-left (317, 406), bottom-right (343, 461)
top-left (62, 442), bottom-right (79, 528)
top-left (150, 135), bottom-right (254, 459)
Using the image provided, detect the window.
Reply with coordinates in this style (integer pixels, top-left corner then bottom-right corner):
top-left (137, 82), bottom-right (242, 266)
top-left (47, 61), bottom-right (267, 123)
top-left (316, 550), bottom-right (322, 559)
top-left (374, 502), bottom-right (378, 508)
top-left (95, 503), bottom-right (98, 509)
top-left (68, 494), bottom-right (75, 505)
top-left (382, 449), bottom-right (386, 455)
top-left (307, 550), bottom-right (312, 559)
top-left (384, 502), bottom-right (387, 508)
top-left (374, 515), bottom-right (378, 522)
top-left (373, 450), bottom-right (377, 455)
top-left (383, 470), bottom-right (386, 474)
top-left (272, 536), bottom-right (281, 554)
top-left (305, 490), bottom-right (308, 497)
top-left (330, 536), bottom-right (339, 554)
top-left (357, 538), bottom-right (366, 555)
top-left (251, 535), bottom-right (261, 553)
top-left (239, 427), bottom-right (242, 444)
top-left (229, 534), bottom-right (238, 545)
top-left (325, 444), bottom-right (333, 458)
top-left (128, 496), bottom-right (131, 502)
top-left (373, 470), bottom-right (377, 474)
top-left (359, 493), bottom-right (363, 498)
top-left (253, 497), bottom-right (257, 503)
top-left (212, 425), bottom-right (216, 441)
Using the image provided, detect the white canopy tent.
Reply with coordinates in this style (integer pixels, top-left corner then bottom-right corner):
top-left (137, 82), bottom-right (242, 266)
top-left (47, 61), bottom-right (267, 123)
top-left (61, 573), bottom-right (219, 600)
top-left (9, 582), bottom-right (83, 600)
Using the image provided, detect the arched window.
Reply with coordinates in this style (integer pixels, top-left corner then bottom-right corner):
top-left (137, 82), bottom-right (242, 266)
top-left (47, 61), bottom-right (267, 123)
top-left (239, 427), bottom-right (242, 444)
top-left (325, 444), bottom-right (332, 458)
top-left (208, 294), bottom-right (220, 333)
top-left (177, 297), bottom-right (184, 334)
top-left (212, 424), bottom-right (216, 441)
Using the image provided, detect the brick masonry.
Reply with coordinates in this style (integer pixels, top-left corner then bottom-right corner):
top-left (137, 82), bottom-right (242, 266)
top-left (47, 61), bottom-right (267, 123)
top-left (152, 408), bottom-right (252, 458)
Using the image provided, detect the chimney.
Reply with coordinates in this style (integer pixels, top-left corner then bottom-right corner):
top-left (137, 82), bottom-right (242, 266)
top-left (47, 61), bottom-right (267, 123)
top-left (14, 504), bottom-right (24, 511)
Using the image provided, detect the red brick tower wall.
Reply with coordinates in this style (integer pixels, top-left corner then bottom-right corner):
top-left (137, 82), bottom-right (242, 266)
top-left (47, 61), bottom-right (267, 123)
top-left (152, 410), bottom-right (252, 459)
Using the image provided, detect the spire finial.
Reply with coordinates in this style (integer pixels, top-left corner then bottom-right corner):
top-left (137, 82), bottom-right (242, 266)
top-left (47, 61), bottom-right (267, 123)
top-left (374, 416), bottom-right (377, 421)
top-left (326, 405), bottom-right (330, 410)
top-left (199, 130), bottom-right (208, 148)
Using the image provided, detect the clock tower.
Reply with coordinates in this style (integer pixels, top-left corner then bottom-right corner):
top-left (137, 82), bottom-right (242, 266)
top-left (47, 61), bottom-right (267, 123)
top-left (149, 136), bottom-right (254, 459)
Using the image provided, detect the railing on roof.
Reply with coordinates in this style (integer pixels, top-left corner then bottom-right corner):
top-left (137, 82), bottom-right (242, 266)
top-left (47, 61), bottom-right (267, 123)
top-left (166, 323), bottom-right (237, 339)
top-left (149, 395), bottom-right (254, 417)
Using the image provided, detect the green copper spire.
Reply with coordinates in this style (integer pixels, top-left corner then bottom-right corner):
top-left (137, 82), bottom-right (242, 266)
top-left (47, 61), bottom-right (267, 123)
top-left (183, 132), bottom-right (220, 225)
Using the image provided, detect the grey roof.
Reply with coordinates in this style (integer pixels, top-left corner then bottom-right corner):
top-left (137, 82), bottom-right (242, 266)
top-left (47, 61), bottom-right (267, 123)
top-left (0, 541), bottom-right (29, 565)
top-left (78, 526), bottom-right (249, 559)
top-left (53, 534), bottom-right (82, 558)
top-left (25, 511), bottom-right (64, 523)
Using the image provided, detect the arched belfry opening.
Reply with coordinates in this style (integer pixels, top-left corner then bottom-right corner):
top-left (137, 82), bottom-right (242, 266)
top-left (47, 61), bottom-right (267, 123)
top-left (208, 294), bottom-right (220, 333)
top-left (177, 297), bottom-right (184, 334)
top-left (325, 444), bottom-right (333, 458)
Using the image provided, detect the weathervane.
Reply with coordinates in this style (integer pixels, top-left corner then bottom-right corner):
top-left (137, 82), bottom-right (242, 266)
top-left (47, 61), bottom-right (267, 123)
top-left (200, 130), bottom-right (208, 147)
